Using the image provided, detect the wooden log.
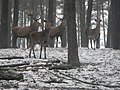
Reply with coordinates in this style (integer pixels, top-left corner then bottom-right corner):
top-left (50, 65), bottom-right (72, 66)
top-left (44, 79), bottom-right (67, 84)
top-left (49, 64), bottom-right (73, 70)
top-left (0, 56), bottom-right (24, 60)
top-left (0, 70), bottom-right (23, 80)
top-left (0, 62), bottom-right (30, 68)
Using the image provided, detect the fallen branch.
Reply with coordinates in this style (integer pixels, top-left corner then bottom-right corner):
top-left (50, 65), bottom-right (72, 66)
top-left (0, 70), bottom-right (23, 80)
top-left (44, 79), bottom-right (67, 84)
top-left (0, 62), bottom-right (30, 68)
top-left (49, 64), bottom-right (74, 70)
top-left (19, 63), bottom-right (52, 69)
top-left (44, 68), bottom-right (71, 80)
top-left (0, 56), bottom-right (24, 60)
top-left (39, 59), bottom-right (61, 64)
top-left (58, 71), bottom-right (120, 88)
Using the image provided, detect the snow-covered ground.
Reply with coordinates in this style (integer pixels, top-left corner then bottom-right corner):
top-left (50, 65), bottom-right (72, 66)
top-left (0, 47), bottom-right (120, 90)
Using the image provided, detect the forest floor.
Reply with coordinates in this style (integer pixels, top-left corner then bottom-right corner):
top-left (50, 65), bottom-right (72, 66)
top-left (0, 47), bottom-right (120, 90)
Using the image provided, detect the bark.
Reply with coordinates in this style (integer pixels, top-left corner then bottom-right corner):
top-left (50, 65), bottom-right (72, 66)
top-left (96, 0), bottom-right (101, 49)
top-left (86, 0), bottom-right (93, 47)
top-left (0, 0), bottom-right (9, 48)
top-left (106, 0), bottom-right (112, 48)
top-left (61, 0), bottom-right (67, 47)
top-left (66, 0), bottom-right (80, 67)
top-left (79, 0), bottom-right (87, 47)
top-left (48, 0), bottom-right (56, 47)
top-left (12, 0), bottom-right (19, 48)
top-left (101, 1), bottom-right (106, 47)
top-left (111, 0), bottom-right (120, 49)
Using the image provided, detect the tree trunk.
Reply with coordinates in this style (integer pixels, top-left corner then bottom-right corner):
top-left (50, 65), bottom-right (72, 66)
top-left (61, 0), bottom-right (67, 47)
top-left (8, 0), bottom-right (13, 48)
top-left (12, 0), bottom-right (19, 48)
top-left (40, 0), bottom-right (44, 31)
top-left (79, 0), bottom-right (87, 47)
top-left (76, 1), bottom-right (81, 47)
top-left (111, 0), bottom-right (120, 49)
top-left (48, 0), bottom-right (56, 47)
top-left (22, 11), bottom-right (26, 48)
top-left (96, 0), bottom-right (100, 49)
top-left (0, 0), bottom-right (9, 48)
top-left (86, 0), bottom-right (93, 47)
top-left (101, 1), bottom-right (106, 47)
top-left (66, 0), bottom-right (80, 67)
top-left (106, 0), bottom-right (112, 48)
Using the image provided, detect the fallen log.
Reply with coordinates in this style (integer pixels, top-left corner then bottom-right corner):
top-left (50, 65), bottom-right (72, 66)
top-left (39, 59), bottom-right (61, 64)
top-left (0, 62), bottom-right (30, 68)
top-left (0, 56), bottom-right (24, 60)
top-left (18, 63), bottom-right (52, 69)
top-left (58, 71), bottom-right (120, 88)
top-left (49, 64), bottom-right (74, 70)
top-left (44, 79), bottom-right (67, 84)
top-left (0, 70), bottom-right (23, 80)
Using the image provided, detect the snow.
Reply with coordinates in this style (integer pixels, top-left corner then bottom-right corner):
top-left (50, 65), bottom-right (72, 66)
top-left (0, 47), bottom-right (120, 89)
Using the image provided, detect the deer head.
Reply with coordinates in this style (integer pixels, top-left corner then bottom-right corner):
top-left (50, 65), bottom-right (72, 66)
top-left (25, 10), bottom-right (41, 22)
top-left (43, 20), bottom-right (52, 29)
top-left (55, 15), bottom-right (67, 26)
top-left (94, 18), bottom-right (102, 29)
top-left (25, 10), bottom-right (42, 29)
top-left (95, 19), bottom-right (102, 23)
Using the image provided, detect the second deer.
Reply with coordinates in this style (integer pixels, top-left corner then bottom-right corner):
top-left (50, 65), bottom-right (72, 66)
top-left (12, 11), bottom-right (41, 48)
top-left (48, 16), bottom-right (67, 47)
top-left (29, 20), bottom-right (52, 59)
top-left (85, 18), bottom-right (101, 50)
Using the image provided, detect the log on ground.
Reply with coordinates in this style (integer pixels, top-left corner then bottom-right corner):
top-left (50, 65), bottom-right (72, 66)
top-left (0, 70), bottom-right (23, 80)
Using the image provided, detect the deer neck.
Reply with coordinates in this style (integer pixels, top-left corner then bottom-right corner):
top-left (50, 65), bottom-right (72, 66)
top-left (58, 23), bottom-right (65, 30)
top-left (30, 23), bottom-right (39, 31)
top-left (95, 22), bottom-right (100, 31)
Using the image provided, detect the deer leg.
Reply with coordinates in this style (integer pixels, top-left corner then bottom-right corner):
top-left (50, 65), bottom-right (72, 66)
top-left (29, 46), bottom-right (35, 58)
top-left (44, 46), bottom-right (46, 59)
top-left (87, 38), bottom-right (89, 49)
top-left (29, 40), bottom-right (32, 58)
top-left (90, 38), bottom-right (92, 49)
top-left (60, 36), bottom-right (62, 47)
top-left (39, 45), bottom-right (42, 59)
top-left (56, 37), bottom-right (58, 48)
top-left (29, 48), bottom-right (32, 58)
top-left (32, 46), bottom-right (36, 58)
top-left (93, 40), bottom-right (96, 50)
top-left (27, 38), bottom-right (29, 49)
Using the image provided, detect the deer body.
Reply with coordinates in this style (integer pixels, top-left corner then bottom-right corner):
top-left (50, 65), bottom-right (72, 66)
top-left (86, 19), bottom-right (101, 49)
top-left (12, 22), bottom-right (40, 38)
top-left (49, 19), bottom-right (67, 47)
top-left (29, 20), bottom-right (51, 58)
top-left (12, 12), bottom-right (41, 48)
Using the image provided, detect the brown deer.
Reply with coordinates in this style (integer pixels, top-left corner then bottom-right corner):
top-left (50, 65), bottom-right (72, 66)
top-left (85, 18), bottom-right (101, 50)
top-left (48, 16), bottom-right (67, 47)
top-left (12, 11), bottom-right (41, 48)
top-left (29, 20), bottom-right (52, 59)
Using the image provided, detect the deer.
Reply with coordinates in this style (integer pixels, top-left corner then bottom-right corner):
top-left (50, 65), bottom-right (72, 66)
top-left (85, 18), bottom-right (101, 50)
top-left (29, 20), bottom-right (52, 59)
top-left (12, 11), bottom-right (41, 48)
top-left (48, 16), bottom-right (67, 47)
